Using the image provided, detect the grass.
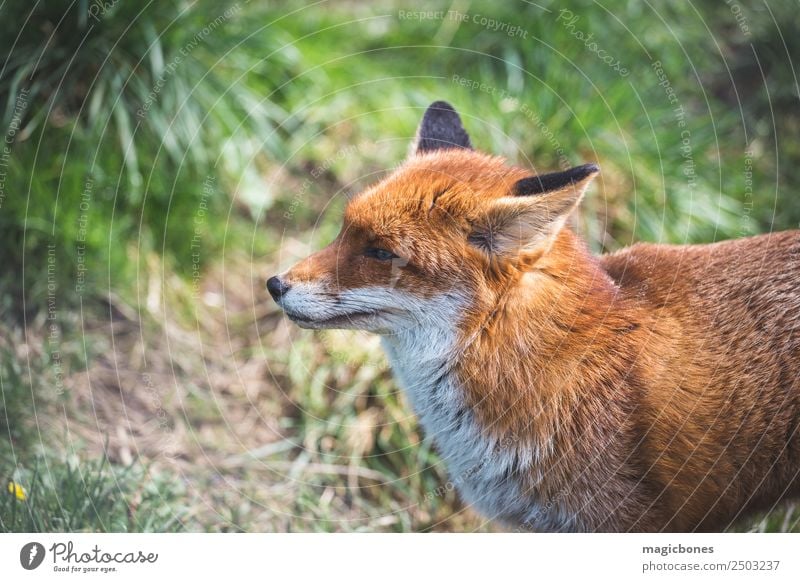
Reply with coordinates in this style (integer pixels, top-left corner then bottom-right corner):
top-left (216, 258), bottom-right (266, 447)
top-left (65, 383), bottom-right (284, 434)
top-left (0, 339), bottom-right (185, 532)
top-left (0, 0), bottom-right (299, 311)
top-left (1, 0), bottom-right (799, 532)
top-left (0, 456), bottom-right (185, 533)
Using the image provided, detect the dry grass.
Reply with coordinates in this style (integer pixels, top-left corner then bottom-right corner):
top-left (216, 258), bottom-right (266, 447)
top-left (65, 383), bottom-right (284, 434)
top-left (20, 237), bottom-right (490, 531)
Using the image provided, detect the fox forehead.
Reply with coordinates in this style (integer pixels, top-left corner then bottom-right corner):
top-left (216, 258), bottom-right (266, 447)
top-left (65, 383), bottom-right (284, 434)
top-left (344, 149), bottom-right (529, 238)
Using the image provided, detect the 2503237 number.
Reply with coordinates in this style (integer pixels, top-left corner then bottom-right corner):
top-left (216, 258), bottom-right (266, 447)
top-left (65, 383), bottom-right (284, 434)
top-left (729, 560), bottom-right (780, 571)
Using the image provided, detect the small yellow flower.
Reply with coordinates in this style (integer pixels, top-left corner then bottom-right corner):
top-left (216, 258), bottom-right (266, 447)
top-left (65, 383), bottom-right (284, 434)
top-left (7, 481), bottom-right (27, 501)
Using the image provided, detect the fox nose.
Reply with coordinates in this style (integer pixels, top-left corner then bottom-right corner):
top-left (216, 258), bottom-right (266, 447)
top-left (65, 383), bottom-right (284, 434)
top-left (266, 276), bottom-right (290, 301)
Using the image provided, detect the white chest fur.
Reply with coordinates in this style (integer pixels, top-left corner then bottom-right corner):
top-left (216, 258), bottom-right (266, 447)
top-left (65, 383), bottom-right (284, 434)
top-left (380, 320), bottom-right (568, 529)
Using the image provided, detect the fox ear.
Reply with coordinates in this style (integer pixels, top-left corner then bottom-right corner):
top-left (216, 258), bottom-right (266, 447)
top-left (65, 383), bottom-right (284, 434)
top-left (470, 164), bottom-right (599, 256)
top-left (414, 101), bottom-right (473, 155)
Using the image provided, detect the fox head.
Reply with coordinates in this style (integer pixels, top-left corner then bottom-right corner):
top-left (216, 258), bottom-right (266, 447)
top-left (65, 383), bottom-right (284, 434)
top-left (268, 101), bottom-right (599, 335)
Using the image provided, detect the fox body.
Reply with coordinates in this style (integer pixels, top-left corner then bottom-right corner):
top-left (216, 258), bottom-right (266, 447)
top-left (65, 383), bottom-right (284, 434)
top-left (269, 102), bottom-right (800, 532)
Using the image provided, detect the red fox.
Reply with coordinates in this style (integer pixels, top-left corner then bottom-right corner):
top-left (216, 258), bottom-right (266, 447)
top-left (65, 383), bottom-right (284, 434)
top-left (268, 101), bottom-right (800, 532)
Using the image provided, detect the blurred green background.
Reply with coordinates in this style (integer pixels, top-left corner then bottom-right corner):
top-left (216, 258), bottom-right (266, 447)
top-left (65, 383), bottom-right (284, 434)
top-left (1, 0), bottom-right (798, 532)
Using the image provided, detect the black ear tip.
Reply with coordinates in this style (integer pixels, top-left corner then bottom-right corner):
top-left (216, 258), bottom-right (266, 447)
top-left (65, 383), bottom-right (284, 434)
top-left (427, 100), bottom-right (456, 112)
top-left (416, 100), bottom-right (473, 154)
top-left (582, 163), bottom-right (600, 174)
top-left (515, 163), bottom-right (600, 196)
top-left (421, 101), bottom-right (461, 124)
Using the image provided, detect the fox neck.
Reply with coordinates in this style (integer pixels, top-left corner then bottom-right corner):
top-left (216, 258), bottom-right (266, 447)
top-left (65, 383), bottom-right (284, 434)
top-left (380, 293), bottom-right (491, 486)
top-left (384, 228), bottom-right (627, 440)
top-left (455, 228), bottom-right (638, 460)
top-left (380, 295), bottom-right (465, 436)
top-left (381, 229), bottom-right (640, 527)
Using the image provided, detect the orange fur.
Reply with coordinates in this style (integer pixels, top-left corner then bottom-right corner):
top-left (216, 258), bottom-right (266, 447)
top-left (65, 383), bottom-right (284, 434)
top-left (273, 108), bottom-right (800, 532)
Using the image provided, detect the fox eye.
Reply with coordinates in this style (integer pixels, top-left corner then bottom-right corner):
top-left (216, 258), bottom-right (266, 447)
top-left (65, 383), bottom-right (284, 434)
top-left (364, 247), bottom-right (397, 261)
